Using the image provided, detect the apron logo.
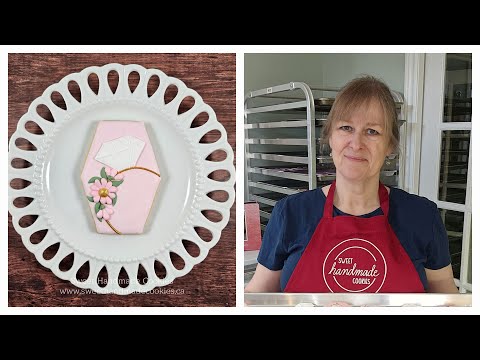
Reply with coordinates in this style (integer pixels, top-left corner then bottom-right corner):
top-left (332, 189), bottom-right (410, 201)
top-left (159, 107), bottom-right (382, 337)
top-left (322, 238), bottom-right (387, 293)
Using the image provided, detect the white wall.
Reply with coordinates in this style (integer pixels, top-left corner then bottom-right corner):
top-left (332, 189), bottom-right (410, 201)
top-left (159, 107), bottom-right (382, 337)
top-left (245, 53), bottom-right (405, 93)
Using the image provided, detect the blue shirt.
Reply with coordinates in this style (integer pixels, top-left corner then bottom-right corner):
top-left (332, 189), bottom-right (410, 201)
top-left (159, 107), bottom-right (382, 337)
top-left (257, 186), bottom-right (451, 292)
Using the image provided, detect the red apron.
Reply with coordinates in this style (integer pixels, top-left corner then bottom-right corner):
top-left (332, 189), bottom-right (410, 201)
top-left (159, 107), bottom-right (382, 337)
top-left (284, 181), bottom-right (425, 293)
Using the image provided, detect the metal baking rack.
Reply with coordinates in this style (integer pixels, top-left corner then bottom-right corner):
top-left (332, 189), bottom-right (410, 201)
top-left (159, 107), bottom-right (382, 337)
top-left (244, 82), bottom-right (406, 232)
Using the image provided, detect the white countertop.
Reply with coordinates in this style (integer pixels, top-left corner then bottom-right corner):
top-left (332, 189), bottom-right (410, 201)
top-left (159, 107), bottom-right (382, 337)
top-left (244, 293), bottom-right (472, 307)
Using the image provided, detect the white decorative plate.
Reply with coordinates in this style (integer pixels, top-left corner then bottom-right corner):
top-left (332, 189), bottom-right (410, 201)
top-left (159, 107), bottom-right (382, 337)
top-left (8, 64), bottom-right (236, 295)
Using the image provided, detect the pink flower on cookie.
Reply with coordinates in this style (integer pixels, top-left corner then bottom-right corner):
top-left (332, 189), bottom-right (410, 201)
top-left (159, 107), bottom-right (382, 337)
top-left (90, 178), bottom-right (117, 204)
top-left (105, 167), bottom-right (124, 180)
top-left (96, 204), bottom-right (114, 220)
top-left (86, 166), bottom-right (125, 222)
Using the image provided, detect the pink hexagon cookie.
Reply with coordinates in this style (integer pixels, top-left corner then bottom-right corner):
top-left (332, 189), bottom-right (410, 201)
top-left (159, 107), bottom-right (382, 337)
top-left (81, 121), bottom-right (161, 234)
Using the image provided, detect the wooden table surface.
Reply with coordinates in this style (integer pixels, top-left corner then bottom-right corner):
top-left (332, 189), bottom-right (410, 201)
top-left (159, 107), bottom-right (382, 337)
top-left (8, 53), bottom-right (236, 307)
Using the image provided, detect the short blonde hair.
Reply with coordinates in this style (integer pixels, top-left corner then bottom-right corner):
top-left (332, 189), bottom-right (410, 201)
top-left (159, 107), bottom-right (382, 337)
top-left (322, 75), bottom-right (399, 154)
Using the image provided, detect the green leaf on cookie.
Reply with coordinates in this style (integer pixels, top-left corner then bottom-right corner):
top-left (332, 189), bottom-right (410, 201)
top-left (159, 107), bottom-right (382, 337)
top-left (107, 175), bottom-right (115, 181)
top-left (86, 196), bottom-right (94, 202)
top-left (95, 202), bottom-right (101, 214)
top-left (88, 176), bottom-right (101, 183)
top-left (111, 180), bottom-right (124, 187)
top-left (100, 167), bottom-right (107, 179)
top-left (112, 196), bottom-right (118, 206)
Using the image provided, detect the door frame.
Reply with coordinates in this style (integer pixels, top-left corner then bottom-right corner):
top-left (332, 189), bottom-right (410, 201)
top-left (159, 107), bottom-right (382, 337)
top-left (417, 53), bottom-right (472, 293)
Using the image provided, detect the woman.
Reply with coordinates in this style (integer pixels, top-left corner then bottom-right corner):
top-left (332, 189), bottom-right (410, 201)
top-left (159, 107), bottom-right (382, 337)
top-left (245, 76), bottom-right (458, 294)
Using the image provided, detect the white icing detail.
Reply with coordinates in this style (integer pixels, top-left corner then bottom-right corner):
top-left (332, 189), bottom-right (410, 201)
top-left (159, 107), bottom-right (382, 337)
top-left (95, 135), bottom-right (145, 170)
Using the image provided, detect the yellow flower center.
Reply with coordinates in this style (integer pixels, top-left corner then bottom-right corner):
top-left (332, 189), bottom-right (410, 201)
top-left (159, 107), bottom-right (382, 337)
top-left (99, 188), bottom-right (109, 197)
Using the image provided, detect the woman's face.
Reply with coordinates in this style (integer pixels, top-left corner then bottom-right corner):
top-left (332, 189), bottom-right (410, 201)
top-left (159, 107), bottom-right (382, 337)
top-left (329, 99), bottom-right (392, 183)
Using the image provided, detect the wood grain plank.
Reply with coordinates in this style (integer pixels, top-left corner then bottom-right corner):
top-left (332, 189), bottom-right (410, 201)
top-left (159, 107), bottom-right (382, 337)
top-left (8, 53), bottom-right (236, 307)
